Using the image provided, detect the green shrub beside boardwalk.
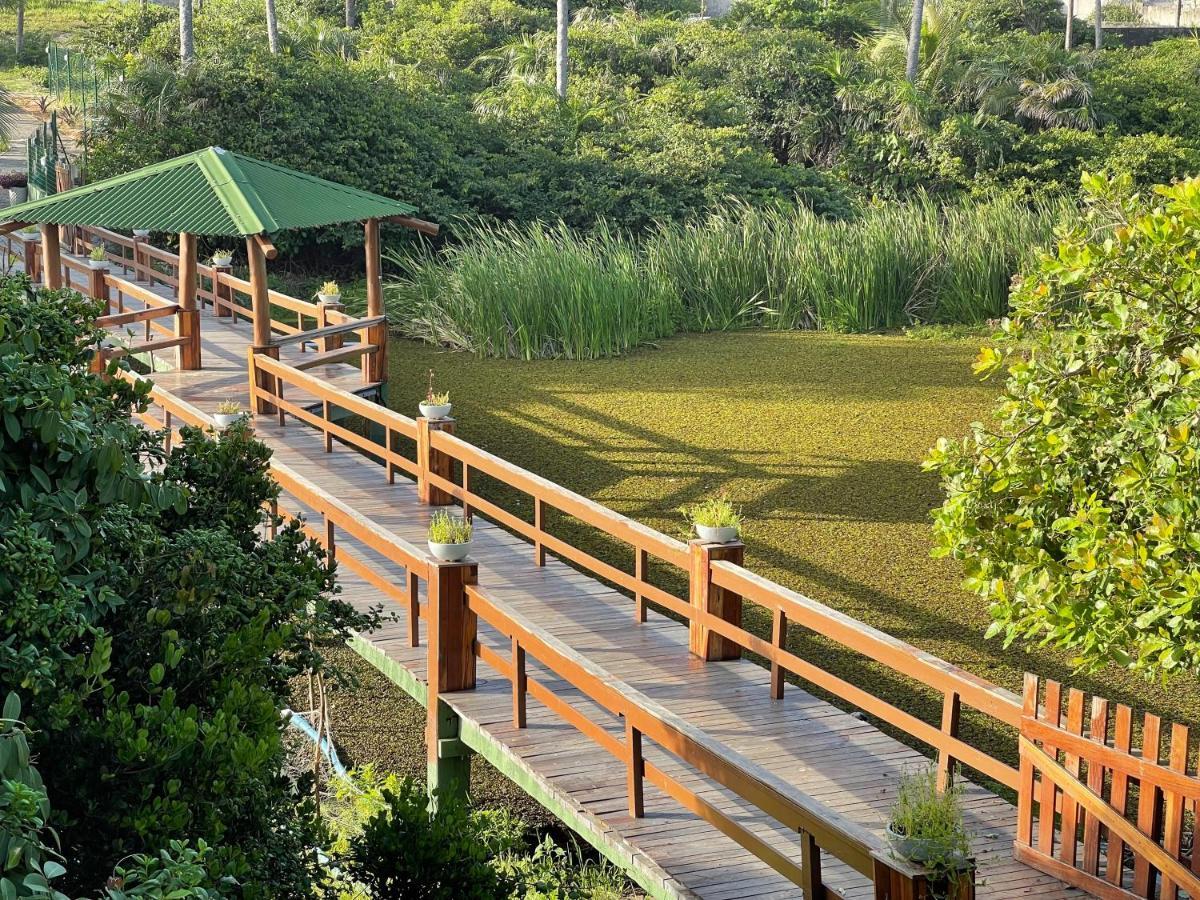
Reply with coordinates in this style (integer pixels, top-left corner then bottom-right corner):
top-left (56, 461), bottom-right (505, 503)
top-left (386, 196), bottom-right (1070, 358)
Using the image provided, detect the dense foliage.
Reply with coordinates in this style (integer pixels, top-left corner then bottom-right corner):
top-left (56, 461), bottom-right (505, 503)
top-left (80, 0), bottom-right (1200, 255)
top-left (927, 174), bottom-right (1200, 680)
top-left (0, 274), bottom-right (380, 894)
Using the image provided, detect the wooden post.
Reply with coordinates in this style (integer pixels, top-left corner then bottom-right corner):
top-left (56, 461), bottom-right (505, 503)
top-left (688, 539), bottom-right (744, 661)
top-left (176, 232), bottom-right (202, 370)
top-left (872, 854), bottom-right (975, 900)
top-left (425, 558), bottom-right (478, 809)
top-left (936, 691), bottom-right (961, 792)
top-left (24, 236), bottom-right (40, 282)
top-left (246, 236), bottom-right (277, 414)
top-left (86, 262), bottom-right (109, 312)
top-left (417, 416), bottom-right (456, 505)
top-left (212, 264), bottom-right (233, 317)
top-left (132, 235), bottom-right (146, 283)
top-left (316, 299), bottom-right (344, 352)
top-left (363, 218), bottom-right (387, 384)
top-left (40, 224), bottom-right (62, 289)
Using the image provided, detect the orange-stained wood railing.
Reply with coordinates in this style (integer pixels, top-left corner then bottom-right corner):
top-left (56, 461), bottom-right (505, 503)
top-left (77, 226), bottom-right (382, 381)
top-left (123, 366), bottom-right (966, 899)
top-left (246, 350), bottom-right (1023, 799)
top-left (1015, 675), bottom-right (1200, 900)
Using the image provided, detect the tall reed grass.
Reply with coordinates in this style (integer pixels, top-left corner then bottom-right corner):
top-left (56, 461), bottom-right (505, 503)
top-left (384, 196), bottom-right (1071, 359)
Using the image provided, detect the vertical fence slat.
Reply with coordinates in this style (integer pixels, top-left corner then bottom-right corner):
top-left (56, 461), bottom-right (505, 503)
top-left (1037, 679), bottom-right (1062, 857)
top-left (634, 547), bottom-right (648, 623)
top-left (1057, 688), bottom-right (1085, 868)
top-left (1160, 723), bottom-right (1189, 900)
top-left (1081, 696), bottom-right (1108, 876)
top-left (1105, 703), bottom-right (1134, 887)
top-left (770, 607), bottom-right (787, 701)
top-left (512, 637), bottom-right (527, 729)
top-left (1132, 713), bottom-right (1163, 897)
top-left (1016, 673), bottom-right (1039, 849)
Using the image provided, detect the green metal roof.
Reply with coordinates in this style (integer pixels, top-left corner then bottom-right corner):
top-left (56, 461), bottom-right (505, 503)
top-left (2, 146), bottom-right (418, 236)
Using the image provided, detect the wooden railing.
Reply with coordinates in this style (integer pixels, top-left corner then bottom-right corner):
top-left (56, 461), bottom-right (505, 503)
top-left (1, 232), bottom-right (42, 279)
top-left (248, 350), bottom-right (1023, 792)
top-left (78, 226), bottom-right (382, 382)
top-left (124, 364), bottom-right (966, 898)
top-left (1016, 675), bottom-right (1200, 900)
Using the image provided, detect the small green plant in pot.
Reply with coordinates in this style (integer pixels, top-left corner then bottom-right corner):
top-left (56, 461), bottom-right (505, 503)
top-left (680, 493), bottom-right (742, 543)
top-left (210, 249), bottom-right (234, 267)
top-left (428, 509), bottom-right (472, 562)
top-left (317, 280), bottom-right (341, 305)
top-left (213, 399), bottom-right (245, 429)
top-left (420, 368), bottom-right (452, 419)
top-left (87, 246), bottom-right (108, 269)
top-left (887, 765), bottom-right (972, 896)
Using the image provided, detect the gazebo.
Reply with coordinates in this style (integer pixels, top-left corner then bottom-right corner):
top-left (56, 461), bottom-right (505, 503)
top-left (0, 145), bottom-right (435, 387)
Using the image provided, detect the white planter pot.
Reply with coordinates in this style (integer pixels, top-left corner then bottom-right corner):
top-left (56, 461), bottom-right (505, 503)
top-left (695, 524), bottom-right (739, 544)
top-left (132, 229), bottom-right (151, 239)
top-left (419, 402), bottom-right (453, 420)
top-left (213, 412), bottom-right (244, 428)
top-left (9, 187), bottom-right (27, 205)
top-left (317, 293), bottom-right (342, 306)
top-left (21, 231), bottom-right (40, 242)
top-left (211, 256), bottom-right (233, 268)
top-left (428, 539), bottom-right (472, 562)
top-left (87, 259), bottom-right (108, 270)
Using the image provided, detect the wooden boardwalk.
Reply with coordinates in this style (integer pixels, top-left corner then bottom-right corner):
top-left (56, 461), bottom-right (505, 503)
top-left (4, 233), bottom-right (1107, 900)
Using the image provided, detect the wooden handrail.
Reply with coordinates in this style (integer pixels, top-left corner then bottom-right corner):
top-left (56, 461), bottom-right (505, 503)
top-left (104, 273), bottom-right (180, 308)
top-left (465, 581), bottom-right (925, 894)
top-left (98, 304), bottom-right (181, 328)
top-left (267, 316), bottom-right (384, 348)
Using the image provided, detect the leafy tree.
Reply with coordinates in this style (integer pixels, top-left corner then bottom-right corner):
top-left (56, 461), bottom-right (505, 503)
top-left (0, 274), bottom-right (380, 894)
top-left (927, 174), bottom-right (1200, 679)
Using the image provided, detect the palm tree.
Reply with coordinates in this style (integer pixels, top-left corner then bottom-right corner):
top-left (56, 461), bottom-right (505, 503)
top-left (345, 0), bottom-right (356, 28)
top-left (556, 0), bottom-right (568, 98)
top-left (968, 35), bottom-right (1095, 129)
top-left (179, 0), bottom-right (195, 63)
top-left (266, 0), bottom-right (280, 53)
top-left (905, 0), bottom-right (924, 81)
top-left (1094, 0), bottom-right (1102, 48)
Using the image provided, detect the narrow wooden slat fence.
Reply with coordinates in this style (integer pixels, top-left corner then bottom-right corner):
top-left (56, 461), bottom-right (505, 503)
top-left (1016, 675), bottom-right (1200, 900)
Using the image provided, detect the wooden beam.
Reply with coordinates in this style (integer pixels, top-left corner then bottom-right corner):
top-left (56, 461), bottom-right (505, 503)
top-left (0, 221), bottom-right (32, 236)
top-left (364, 217), bottom-right (387, 384)
top-left (382, 214), bottom-right (440, 236)
top-left (176, 232), bottom-right (201, 369)
top-left (40, 224), bottom-right (62, 290)
top-left (254, 233), bottom-right (278, 259)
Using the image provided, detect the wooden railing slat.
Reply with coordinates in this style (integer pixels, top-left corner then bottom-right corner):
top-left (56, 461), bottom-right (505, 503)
top-left (1160, 723), bottom-right (1190, 900)
top-left (1132, 713), bottom-right (1163, 897)
top-left (1081, 696), bottom-right (1108, 876)
top-left (1058, 688), bottom-right (1085, 869)
top-left (1037, 680), bottom-right (1062, 857)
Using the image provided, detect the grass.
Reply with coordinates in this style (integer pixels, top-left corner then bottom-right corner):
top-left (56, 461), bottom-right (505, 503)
top-left (377, 329), bottom-right (1198, 778)
top-left (382, 197), bottom-right (1072, 359)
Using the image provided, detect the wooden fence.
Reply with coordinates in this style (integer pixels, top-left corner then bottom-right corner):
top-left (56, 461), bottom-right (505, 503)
top-left (1016, 675), bottom-right (1200, 900)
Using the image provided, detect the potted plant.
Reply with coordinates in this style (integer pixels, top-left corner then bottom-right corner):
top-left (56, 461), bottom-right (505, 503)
top-left (316, 280), bottom-right (341, 305)
top-left (679, 493), bottom-right (742, 543)
top-left (886, 766), bottom-right (972, 895)
top-left (212, 399), bottom-right (246, 429)
top-left (427, 509), bottom-right (472, 562)
top-left (87, 246), bottom-right (108, 269)
top-left (132, 228), bottom-right (151, 239)
top-left (210, 249), bottom-right (234, 268)
top-left (0, 173), bottom-right (27, 206)
top-left (419, 369), bottom-right (452, 419)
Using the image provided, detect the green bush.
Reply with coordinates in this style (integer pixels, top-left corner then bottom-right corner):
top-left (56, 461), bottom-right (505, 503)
top-left (0, 274), bottom-right (381, 894)
top-left (927, 174), bottom-right (1200, 678)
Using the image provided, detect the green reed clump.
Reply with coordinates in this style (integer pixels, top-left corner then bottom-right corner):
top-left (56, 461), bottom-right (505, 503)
top-left (384, 221), bottom-right (677, 360)
top-left (383, 197), bottom-right (1070, 358)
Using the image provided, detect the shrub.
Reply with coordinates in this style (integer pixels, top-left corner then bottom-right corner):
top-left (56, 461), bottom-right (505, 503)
top-left (927, 173), bottom-right (1200, 678)
top-left (0, 274), bottom-right (381, 893)
top-left (428, 510), bottom-right (473, 544)
top-left (888, 766), bottom-right (971, 889)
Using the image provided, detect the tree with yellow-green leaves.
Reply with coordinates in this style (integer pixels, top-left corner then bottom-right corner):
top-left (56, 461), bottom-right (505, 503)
top-left (928, 173), bottom-right (1200, 680)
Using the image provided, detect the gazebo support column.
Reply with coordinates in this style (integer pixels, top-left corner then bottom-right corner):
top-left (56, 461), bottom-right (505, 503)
top-left (363, 217), bottom-right (387, 385)
top-left (246, 235), bottom-right (278, 414)
top-left (176, 232), bottom-right (202, 370)
top-left (40, 224), bottom-right (62, 290)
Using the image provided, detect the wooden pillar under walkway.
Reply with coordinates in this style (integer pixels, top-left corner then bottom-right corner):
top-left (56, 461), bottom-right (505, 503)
top-left (39, 224), bottom-right (61, 290)
top-left (246, 235), bottom-right (278, 414)
top-left (176, 232), bottom-right (202, 370)
top-left (363, 217), bottom-right (387, 385)
top-left (425, 558), bottom-right (478, 810)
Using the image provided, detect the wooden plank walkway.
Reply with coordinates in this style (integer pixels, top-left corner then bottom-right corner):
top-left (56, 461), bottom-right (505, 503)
top-left (34, 253), bottom-right (1088, 900)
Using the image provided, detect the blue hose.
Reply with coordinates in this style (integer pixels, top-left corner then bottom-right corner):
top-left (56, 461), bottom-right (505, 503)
top-left (283, 707), bottom-right (347, 777)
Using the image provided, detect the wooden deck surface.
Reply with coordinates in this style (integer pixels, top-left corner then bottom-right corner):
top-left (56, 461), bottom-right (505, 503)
top-left (54, 258), bottom-right (1087, 899)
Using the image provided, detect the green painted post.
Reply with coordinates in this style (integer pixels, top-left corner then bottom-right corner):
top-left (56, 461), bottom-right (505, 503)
top-left (424, 557), bottom-right (478, 811)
